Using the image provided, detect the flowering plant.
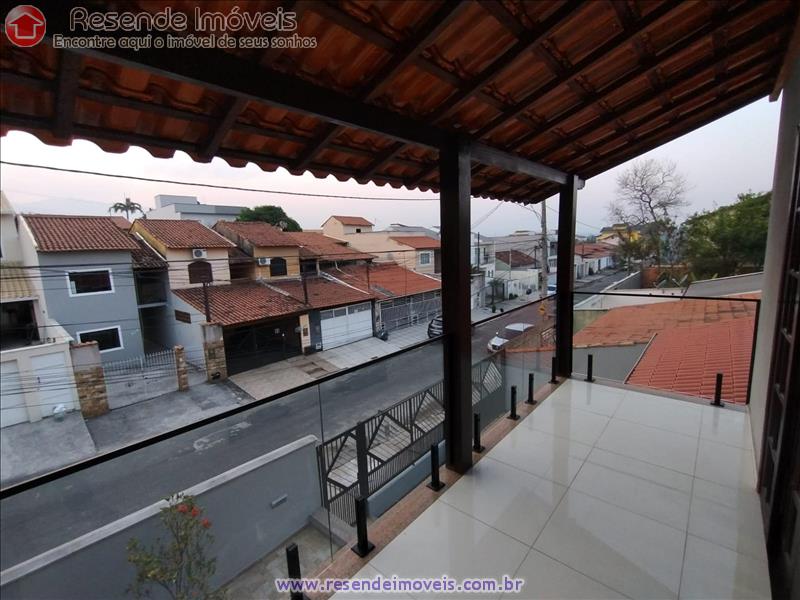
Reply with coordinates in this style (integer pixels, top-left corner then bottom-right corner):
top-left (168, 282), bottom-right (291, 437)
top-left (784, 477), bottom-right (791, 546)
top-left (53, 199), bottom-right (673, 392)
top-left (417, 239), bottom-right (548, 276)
top-left (127, 493), bottom-right (224, 599)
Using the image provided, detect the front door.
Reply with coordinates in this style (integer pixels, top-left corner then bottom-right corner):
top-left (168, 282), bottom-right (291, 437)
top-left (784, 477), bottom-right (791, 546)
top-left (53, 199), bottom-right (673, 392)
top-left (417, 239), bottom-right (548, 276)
top-left (760, 125), bottom-right (800, 600)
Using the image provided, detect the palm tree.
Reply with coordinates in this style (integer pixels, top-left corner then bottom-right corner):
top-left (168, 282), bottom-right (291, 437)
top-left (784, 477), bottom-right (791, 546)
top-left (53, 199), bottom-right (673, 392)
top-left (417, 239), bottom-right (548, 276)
top-left (108, 197), bottom-right (143, 221)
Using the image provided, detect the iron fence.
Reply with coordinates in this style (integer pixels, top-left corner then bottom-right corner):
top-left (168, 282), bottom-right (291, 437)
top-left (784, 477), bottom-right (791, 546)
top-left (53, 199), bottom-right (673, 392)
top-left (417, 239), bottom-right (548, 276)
top-left (318, 354), bottom-right (504, 525)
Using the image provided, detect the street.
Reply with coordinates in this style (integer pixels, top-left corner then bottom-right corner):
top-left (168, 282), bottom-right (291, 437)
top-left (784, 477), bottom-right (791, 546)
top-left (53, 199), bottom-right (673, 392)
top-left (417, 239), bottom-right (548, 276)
top-left (0, 270), bottom-right (628, 570)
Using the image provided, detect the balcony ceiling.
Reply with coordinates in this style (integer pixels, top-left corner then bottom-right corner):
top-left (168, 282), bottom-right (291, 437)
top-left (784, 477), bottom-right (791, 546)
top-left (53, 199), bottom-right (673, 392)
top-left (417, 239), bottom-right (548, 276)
top-left (0, 0), bottom-right (796, 204)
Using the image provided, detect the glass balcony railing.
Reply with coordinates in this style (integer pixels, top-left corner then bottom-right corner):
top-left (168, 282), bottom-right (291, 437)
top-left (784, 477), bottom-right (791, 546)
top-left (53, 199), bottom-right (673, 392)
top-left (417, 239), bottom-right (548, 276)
top-left (572, 290), bottom-right (760, 405)
top-left (0, 338), bottom-right (445, 599)
top-left (472, 296), bottom-right (556, 431)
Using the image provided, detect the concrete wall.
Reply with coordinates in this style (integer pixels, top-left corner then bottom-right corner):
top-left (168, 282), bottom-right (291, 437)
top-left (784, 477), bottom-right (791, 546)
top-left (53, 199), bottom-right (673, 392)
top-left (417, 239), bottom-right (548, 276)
top-left (0, 436), bottom-right (321, 600)
top-left (36, 251), bottom-right (144, 362)
top-left (750, 60), bottom-right (800, 461)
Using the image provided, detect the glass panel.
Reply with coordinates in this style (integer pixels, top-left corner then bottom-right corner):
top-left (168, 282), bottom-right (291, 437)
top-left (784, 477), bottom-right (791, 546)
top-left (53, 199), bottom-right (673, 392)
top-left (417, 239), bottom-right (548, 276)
top-left (472, 297), bottom-right (556, 430)
top-left (317, 338), bottom-right (444, 538)
top-left (572, 290), bottom-right (759, 405)
top-left (1, 379), bottom-right (335, 598)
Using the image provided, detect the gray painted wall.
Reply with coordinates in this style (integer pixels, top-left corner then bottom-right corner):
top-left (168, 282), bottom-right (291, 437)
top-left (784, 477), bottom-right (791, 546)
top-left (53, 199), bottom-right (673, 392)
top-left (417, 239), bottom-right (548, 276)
top-left (37, 251), bottom-right (144, 362)
top-left (0, 436), bottom-right (321, 600)
top-left (750, 60), bottom-right (800, 461)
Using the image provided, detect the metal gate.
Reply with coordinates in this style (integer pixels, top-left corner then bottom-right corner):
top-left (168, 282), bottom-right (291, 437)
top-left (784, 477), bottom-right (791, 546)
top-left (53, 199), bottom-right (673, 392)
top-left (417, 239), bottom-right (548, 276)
top-left (317, 354), bottom-right (504, 525)
top-left (379, 291), bottom-right (441, 331)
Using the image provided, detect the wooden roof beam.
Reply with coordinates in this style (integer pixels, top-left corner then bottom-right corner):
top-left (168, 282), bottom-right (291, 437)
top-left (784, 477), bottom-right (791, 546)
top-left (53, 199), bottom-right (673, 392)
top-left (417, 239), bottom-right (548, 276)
top-left (53, 51), bottom-right (82, 140)
top-left (476, 46), bottom-right (779, 196)
top-left (504, 0), bottom-right (766, 153)
top-left (292, 0), bottom-right (465, 171)
top-left (200, 96), bottom-right (247, 161)
top-left (472, 0), bottom-right (680, 140)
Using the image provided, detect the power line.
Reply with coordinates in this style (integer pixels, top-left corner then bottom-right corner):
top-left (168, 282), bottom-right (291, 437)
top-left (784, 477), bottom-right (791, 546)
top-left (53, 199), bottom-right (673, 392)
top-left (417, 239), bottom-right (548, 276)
top-left (0, 161), bottom-right (439, 202)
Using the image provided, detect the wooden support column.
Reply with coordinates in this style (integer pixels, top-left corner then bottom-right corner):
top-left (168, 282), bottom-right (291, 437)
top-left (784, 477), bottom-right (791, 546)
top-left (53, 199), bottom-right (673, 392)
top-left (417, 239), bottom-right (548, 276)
top-left (555, 174), bottom-right (578, 378)
top-left (439, 138), bottom-right (472, 473)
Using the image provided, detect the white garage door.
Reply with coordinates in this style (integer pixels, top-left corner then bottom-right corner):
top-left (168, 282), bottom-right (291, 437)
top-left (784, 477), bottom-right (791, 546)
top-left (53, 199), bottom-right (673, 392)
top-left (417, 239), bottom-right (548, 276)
top-left (320, 303), bottom-right (373, 349)
top-left (1, 361), bottom-right (27, 428)
top-left (30, 352), bottom-right (75, 418)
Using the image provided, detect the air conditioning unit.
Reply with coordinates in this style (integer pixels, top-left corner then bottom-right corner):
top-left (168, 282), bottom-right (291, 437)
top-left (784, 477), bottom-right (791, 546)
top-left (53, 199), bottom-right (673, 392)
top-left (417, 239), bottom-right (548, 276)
top-left (192, 248), bottom-right (207, 259)
top-left (257, 257), bottom-right (272, 266)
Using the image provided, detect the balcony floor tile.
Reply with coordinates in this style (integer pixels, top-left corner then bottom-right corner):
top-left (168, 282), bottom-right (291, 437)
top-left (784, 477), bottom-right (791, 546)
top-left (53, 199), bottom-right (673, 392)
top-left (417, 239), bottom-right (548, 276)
top-left (513, 549), bottom-right (626, 599)
top-left (345, 379), bottom-right (768, 600)
top-left (438, 457), bottom-right (567, 545)
top-left (533, 488), bottom-right (686, 599)
top-left (596, 418), bottom-right (699, 475)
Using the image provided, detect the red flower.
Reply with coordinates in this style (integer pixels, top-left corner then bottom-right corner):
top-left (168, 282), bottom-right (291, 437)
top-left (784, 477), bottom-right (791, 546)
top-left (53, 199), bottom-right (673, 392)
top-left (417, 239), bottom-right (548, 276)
top-left (176, 504), bottom-right (189, 514)
top-left (201, 518), bottom-right (211, 529)
top-left (191, 506), bottom-right (201, 518)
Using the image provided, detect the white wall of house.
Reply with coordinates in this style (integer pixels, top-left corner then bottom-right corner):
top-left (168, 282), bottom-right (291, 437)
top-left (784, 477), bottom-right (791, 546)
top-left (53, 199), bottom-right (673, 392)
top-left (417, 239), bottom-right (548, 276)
top-left (750, 59), bottom-right (799, 461)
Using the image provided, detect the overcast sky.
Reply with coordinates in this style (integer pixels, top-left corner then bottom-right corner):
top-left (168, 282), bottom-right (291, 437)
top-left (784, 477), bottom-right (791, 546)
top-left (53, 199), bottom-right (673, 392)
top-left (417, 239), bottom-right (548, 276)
top-left (0, 95), bottom-right (780, 237)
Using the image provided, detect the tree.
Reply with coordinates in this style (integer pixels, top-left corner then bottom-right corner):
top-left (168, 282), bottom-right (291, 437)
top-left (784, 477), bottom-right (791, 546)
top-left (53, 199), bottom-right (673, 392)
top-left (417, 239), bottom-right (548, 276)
top-left (109, 197), bottom-right (143, 221)
top-left (609, 158), bottom-right (688, 266)
top-left (680, 191), bottom-right (770, 279)
top-left (127, 494), bottom-right (224, 600)
top-left (613, 231), bottom-right (655, 270)
top-left (236, 205), bottom-right (301, 231)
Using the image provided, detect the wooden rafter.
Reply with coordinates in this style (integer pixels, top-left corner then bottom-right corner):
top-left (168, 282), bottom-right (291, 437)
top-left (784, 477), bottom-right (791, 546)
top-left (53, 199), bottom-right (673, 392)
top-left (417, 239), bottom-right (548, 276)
top-left (53, 51), bottom-right (82, 139)
top-left (291, 0), bottom-right (465, 171)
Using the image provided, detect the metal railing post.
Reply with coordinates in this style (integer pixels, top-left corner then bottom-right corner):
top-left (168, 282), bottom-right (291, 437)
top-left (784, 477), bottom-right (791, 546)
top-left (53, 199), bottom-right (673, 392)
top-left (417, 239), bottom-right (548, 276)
top-left (427, 443), bottom-right (445, 491)
top-left (285, 543), bottom-right (306, 600)
top-left (550, 356), bottom-right (558, 383)
top-left (508, 385), bottom-right (520, 420)
top-left (355, 421), bottom-right (369, 499)
top-left (526, 372), bottom-right (536, 404)
top-left (351, 496), bottom-right (375, 557)
top-left (585, 353), bottom-right (595, 382)
top-left (473, 412), bottom-right (484, 452)
top-left (712, 372), bottom-right (725, 407)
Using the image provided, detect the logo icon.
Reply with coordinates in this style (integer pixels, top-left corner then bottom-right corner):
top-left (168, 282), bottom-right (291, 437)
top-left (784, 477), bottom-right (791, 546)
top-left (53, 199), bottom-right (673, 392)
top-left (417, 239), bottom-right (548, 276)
top-left (4, 5), bottom-right (46, 47)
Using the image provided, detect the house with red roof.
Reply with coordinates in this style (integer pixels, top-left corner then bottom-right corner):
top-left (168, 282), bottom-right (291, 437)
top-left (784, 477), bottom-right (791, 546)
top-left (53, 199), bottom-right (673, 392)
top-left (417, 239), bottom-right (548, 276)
top-left (325, 262), bottom-right (441, 331)
top-left (321, 215), bottom-right (374, 237)
top-left (321, 214), bottom-right (442, 274)
top-left (19, 214), bottom-right (146, 362)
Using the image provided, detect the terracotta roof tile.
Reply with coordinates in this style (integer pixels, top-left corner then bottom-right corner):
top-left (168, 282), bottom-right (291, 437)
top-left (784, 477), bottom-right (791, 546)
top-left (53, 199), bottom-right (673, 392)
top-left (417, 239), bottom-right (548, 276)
top-left (213, 220), bottom-right (296, 247)
top-left (329, 216), bottom-right (373, 226)
top-left (573, 297), bottom-right (758, 347)
top-left (268, 275), bottom-right (375, 309)
top-left (24, 215), bottom-right (139, 252)
top-left (390, 236), bottom-right (440, 250)
top-left (325, 263), bottom-right (440, 298)
top-left (173, 282), bottom-right (305, 326)
top-left (134, 219), bottom-right (234, 249)
top-left (109, 216), bottom-right (132, 229)
top-left (495, 249), bottom-right (536, 268)
top-left (130, 237), bottom-right (167, 270)
top-left (627, 317), bottom-right (755, 404)
top-left (286, 232), bottom-right (374, 261)
top-left (576, 242), bottom-right (616, 258)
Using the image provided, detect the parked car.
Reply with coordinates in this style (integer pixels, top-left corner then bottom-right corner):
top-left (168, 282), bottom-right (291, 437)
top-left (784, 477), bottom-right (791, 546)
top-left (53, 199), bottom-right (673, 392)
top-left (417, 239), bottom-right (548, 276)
top-left (487, 322), bottom-right (534, 352)
top-left (546, 283), bottom-right (557, 294)
top-left (427, 315), bottom-right (443, 338)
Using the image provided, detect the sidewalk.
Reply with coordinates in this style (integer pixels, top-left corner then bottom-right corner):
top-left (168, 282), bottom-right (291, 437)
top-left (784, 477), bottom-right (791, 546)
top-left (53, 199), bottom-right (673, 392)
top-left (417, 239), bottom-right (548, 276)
top-left (0, 412), bottom-right (96, 486)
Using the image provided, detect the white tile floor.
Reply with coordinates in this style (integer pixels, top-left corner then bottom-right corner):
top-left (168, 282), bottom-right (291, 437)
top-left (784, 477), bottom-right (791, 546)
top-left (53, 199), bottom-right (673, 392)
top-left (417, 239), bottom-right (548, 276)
top-left (335, 379), bottom-right (771, 599)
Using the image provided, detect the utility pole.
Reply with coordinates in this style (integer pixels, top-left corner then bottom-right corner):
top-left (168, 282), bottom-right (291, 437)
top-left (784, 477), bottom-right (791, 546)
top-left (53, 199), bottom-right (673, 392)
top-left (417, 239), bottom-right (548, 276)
top-left (539, 199), bottom-right (549, 297)
top-left (202, 281), bottom-right (211, 322)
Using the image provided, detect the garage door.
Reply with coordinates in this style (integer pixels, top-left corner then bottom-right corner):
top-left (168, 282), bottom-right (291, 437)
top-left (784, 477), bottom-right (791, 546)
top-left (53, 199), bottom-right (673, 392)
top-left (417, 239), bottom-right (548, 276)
top-left (1, 361), bottom-right (27, 428)
top-left (30, 352), bottom-right (76, 418)
top-left (320, 302), bottom-right (373, 349)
